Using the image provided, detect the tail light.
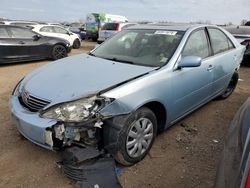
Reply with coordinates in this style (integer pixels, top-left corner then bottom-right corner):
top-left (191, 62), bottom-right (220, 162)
top-left (246, 169), bottom-right (250, 188)
top-left (241, 39), bottom-right (250, 46)
top-left (116, 24), bottom-right (121, 32)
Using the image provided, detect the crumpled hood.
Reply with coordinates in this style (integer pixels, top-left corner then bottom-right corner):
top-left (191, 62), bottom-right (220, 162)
top-left (22, 54), bottom-right (155, 105)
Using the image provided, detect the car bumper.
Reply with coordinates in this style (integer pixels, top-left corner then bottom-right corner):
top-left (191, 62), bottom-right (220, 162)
top-left (9, 96), bottom-right (57, 150)
top-left (67, 46), bottom-right (72, 53)
top-left (97, 37), bottom-right (105, 44)
top-left (86, 31), bottom-right (98, 39)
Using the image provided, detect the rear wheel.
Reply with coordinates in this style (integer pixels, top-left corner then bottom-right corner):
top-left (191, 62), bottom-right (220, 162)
top-left (51, 45), bottom-right (67, 60)
top-left (73, 39), bottom-right (81, 49)
top-left (217, 71), bottom-right (238, 99)
top-left (115, 107), bottom-right (157, 166)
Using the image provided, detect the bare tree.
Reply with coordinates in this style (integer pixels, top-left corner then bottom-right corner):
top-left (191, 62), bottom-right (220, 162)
top-left (241, 19), bottom-right (248, 26)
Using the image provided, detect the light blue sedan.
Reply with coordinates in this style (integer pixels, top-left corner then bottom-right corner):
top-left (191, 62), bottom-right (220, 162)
top-left (10, 24), bottom-right (245, 165)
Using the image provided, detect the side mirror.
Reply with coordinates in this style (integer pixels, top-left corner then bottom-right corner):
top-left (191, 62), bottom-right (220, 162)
top-left (33, 34), bottom-right (41, 41)
top-left (68, 31), bottom-right (73, 35)
top-left (178, 56), bottom-right (202, 68)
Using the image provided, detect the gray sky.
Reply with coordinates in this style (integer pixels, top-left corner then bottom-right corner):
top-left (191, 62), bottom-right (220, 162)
top-left (1, 0), bottom-right (249, 24)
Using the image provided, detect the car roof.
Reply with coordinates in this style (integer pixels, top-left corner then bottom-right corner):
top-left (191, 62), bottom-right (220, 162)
top-left (32, 24), bottom-right (65, 29)
top-left (127, 23), bottom-right (208, 31)
top-left (0, 24), bottom-right (29, 29)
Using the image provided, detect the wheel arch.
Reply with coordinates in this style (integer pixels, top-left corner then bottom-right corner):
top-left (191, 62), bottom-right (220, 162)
top-left (54, 42), bottom-right (67, 49)
top-left (140, 101), bottom-right (167, 133)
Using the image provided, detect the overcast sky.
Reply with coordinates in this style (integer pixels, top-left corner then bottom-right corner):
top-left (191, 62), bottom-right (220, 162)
top-left (1, 0), bottom-right (249, 24)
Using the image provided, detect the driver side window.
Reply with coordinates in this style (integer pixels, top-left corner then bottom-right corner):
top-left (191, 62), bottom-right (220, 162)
top-left (10, 27), bottom-right (35, 38)
top-left (182, 29), bottom-right (210, 59)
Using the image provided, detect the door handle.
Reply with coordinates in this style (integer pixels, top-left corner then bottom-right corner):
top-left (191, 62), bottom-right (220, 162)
top-left (18, 41), bottom-right (25, 44)
top-left (207, 65), bottom-right (214, 71)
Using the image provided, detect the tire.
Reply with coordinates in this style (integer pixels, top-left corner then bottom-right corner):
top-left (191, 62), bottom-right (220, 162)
top-left (217, 71), bottom-right (239, 100)
top-left (73, 39), bottom-right (81, 49)
top-left (51, 44), bottom-right (67, 60)
top-left (92, 37), bottom-right (98, 42)
top-left (114, 107), bottom-right (157, 166)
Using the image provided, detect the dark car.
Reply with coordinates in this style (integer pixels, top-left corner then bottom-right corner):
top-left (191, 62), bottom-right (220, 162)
top-left (69, 27), bottom-right (86, 40)
top-left (224, 26), bottom-right (250, 65)
top-left (0, 25), bottom-right (71, 64)
top-left (215, 97), bottom-right (250, 188)
top-left (67, 23), bottom-right (86, 40)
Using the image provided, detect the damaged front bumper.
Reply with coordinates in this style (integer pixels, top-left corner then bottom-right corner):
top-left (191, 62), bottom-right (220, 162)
top-left (10, 96), bottom-right (57, 149)
top-left (10, 96), bottom-right (102, 150)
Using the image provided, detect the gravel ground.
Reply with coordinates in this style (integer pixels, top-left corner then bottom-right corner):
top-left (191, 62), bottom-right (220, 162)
top-left (0, 41), bottom-right (249, 188)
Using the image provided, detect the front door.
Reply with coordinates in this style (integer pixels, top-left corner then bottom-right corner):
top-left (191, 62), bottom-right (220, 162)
top-left (8, 27), bottom-right (47, 60)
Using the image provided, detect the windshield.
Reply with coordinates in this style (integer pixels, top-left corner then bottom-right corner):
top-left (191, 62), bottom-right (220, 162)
top-left (92, 29), bottom-right (184, 67)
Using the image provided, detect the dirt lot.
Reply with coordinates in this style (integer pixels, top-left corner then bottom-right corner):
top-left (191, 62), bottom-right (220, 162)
top-left (0, 41), bottom-right (249, 188)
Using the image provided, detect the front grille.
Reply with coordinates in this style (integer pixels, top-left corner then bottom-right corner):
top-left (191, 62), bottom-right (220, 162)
top-left (19, 91), bottom-right (50, 112)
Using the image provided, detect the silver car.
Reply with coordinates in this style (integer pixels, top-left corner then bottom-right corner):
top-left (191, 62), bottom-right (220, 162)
top-left (10, 24), bottom-right (245, 165)
top-left (97, 22), bottom-right (136, 44)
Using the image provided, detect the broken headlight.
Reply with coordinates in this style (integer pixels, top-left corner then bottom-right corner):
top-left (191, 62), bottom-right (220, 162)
top-left (41, 96), bottom-right (111, 122)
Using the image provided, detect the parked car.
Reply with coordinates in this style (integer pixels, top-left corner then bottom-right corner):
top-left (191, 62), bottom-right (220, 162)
top-left (224, 26), bottom-right (250, 65)
top-left (97, 22), bottom-right (136, 44)
top-left (69, 27), bottom-right (86, 40)
top-left (215, 97), bottom-right (250, 188)
top-left (10, 24), bottom-right (245, 166)
top-left (31, 25), bottom-right (81, 49)
top-left (67, 23), bottom-right (86, 40)
top-left (0, 25), bottom-right (71, 64)
top-left (86, 13), bottom-right (128, 41)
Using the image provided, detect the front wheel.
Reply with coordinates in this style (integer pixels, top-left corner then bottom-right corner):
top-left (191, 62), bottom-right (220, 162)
top-left (217, 71), bottom-right (238, 100)
top-left (51, 44), bottom-right (67, 60)
top-left (115, 107), bottom-right (157, 166)
top-left (73, 39), bottom-right (81, 49)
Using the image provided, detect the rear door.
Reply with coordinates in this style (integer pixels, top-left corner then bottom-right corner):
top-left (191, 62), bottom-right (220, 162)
top-left (207, 27), bottom-right (238, 96)
top-left (171, 28), bottom-right (213, 121)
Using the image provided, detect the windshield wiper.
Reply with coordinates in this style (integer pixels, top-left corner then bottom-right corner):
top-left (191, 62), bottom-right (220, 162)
top-left (105, 57), bottom-right (135, 65)
top-left (88, 52), bottom-right (96, 57)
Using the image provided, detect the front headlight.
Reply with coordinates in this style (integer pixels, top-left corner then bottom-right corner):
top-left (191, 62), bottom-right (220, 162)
top-left (41, 96), bottom-right (110, 122)
top-left (12, 78), bottom-right (24, 96)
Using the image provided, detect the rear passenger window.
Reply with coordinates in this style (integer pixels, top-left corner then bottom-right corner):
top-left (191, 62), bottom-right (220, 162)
top-left (182, 29), bottom-right (209, 59)
top-left (0, 28), bottom-right (9, 38)
top-left (208, 28), bottom-right (234, 54)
